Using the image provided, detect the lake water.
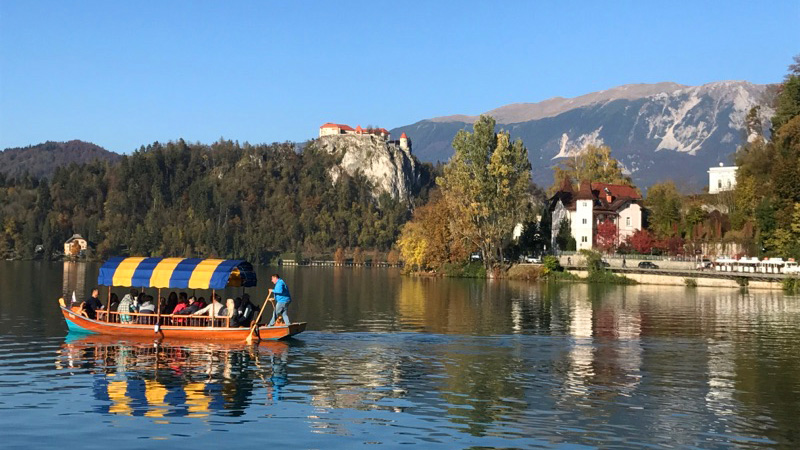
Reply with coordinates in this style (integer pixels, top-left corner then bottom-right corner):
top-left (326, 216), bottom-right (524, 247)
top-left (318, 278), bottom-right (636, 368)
top-left (1, 261), bottom-right (799, 448)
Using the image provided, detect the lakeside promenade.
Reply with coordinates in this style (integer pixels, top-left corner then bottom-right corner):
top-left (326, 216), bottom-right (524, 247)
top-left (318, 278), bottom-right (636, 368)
top-left (555, 264), bottom-right (790, 290)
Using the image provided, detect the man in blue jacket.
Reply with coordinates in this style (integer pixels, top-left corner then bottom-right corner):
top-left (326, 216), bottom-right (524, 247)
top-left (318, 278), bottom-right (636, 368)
top-left (268, 274), bottom-right (291, 326)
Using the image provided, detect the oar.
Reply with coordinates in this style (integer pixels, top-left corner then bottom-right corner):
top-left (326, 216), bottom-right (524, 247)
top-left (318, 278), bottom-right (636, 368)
top-left (245, 292), bottom-right (273, 344)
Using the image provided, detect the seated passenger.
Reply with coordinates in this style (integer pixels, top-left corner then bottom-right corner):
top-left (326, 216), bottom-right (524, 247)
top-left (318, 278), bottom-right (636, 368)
top-left (133, 292), bottom-right (146, 312)
top-left (139, 295), bottom-right (156, 314)
top-left (108, 293), bottom-right (120, 312)
top-left (232, 294), bottom-right (256, 327)
top-left (117, 289), bottom-right (137, 323)
top-left (227, 297), bottom-right (242, 326)
top-left (219, 299), bottom-right (231, 318)
top-left (171, 295), bottom-right (189, 315)
top-left (192, 294), bottom-right (225, 317)
top-left (81, 287), bottom-right (104, 320)
top-left (137, 295), bottom-right (156, 324)
top-left (175, 296), bottom-right (199, 315)
top-left (166, 292), bottom-right (178, 314)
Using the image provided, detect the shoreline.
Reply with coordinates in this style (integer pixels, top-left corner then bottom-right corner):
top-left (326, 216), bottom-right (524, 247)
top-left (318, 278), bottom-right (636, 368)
top-left (564, 269), bottom-right (784, 290)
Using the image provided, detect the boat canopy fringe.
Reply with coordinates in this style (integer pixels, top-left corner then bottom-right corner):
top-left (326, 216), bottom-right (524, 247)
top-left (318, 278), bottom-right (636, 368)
top-left (97, 257), bottom-right (257, 289)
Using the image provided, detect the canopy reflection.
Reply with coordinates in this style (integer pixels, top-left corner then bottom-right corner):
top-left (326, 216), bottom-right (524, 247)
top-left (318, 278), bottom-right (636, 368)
top-left (56, 334), bottom-right (290, 418)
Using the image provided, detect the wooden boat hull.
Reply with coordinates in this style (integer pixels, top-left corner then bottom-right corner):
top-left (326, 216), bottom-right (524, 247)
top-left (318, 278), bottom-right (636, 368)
top-left (61, 306), bottom-right (306, 341)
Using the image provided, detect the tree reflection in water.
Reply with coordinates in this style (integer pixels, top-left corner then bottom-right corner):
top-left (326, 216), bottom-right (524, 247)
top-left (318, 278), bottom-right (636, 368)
top-left (38, 266), bottom-right (800, 447)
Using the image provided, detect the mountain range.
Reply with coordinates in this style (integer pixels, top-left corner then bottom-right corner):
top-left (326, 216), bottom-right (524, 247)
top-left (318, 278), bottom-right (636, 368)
top-left (0, 140), bottom-right (121, 179)
top-left (390, 81), bottom-right (776, 192)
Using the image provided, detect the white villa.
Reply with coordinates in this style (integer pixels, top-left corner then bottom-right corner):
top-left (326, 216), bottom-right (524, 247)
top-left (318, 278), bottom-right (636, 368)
top-left (708, 163), bottom-right (737, 194)
top-left (549, 181), bottom-right (643, 251)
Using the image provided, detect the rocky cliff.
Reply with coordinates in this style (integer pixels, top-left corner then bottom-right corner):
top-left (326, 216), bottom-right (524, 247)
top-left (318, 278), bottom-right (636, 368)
top-left (317, 134), bottom-right (419, 203)
top-left (391, 81), bottom-right (776, 192)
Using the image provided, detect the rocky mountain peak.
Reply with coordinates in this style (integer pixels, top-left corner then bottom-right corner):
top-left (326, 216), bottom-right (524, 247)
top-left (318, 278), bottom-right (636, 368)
top-left (391, 80), bottom-right (776, 192)
top-left (431, 82), bottom-right (689, 125)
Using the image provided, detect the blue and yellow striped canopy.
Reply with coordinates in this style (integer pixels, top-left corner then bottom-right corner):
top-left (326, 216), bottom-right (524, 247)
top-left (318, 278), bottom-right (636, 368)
top-left (97, 257), bottom-right (257, 290)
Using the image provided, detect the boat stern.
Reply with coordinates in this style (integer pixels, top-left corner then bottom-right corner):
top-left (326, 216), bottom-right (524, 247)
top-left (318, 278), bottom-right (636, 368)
top-left (258, 322), bottom-right (307, 340)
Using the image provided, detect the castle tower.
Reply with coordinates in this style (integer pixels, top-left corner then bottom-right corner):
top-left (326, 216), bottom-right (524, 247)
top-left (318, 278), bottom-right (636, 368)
top-left (399, 132), bottom-right (410, 151)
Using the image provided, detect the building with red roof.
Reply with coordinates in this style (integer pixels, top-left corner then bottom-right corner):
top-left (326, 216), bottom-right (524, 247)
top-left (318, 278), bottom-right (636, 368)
top-left (319, 123), bottom-right (355, 136)
top-left (548, 180), bottom-right (643, 252)
top-left (319, 123), bottom-right (392, 139)
top-left (318, 123), bottom-right (410, 151)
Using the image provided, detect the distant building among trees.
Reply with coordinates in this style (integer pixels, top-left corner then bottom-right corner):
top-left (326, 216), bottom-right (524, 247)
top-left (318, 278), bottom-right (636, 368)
top-left (708, 163), bottom-right (737, 194)
top-left (64, 234), bottom-right (87, 257)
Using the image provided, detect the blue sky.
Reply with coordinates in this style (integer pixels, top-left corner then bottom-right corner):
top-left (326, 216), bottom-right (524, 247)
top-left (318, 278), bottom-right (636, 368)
top-left (1, 1), bottom-right (798, 153)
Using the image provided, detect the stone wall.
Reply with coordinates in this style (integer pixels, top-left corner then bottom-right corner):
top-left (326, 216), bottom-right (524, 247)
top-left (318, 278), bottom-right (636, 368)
top-left (567, 269), bottom-right (782, 290)
top-left (559, 254), bottom-right (697, 270)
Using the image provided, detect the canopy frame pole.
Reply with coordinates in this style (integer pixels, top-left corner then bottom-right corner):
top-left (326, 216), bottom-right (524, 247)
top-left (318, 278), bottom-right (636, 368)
top-left (211, 289), bottom-right (215, 328)
top-left (106, 286), bottom-right (111, 322)
top-left (156, 287), bottom-right (162, 330)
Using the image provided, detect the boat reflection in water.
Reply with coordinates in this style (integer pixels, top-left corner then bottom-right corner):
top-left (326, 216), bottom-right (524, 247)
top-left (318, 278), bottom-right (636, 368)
top-left (56, 334), bottom-right (291, 418)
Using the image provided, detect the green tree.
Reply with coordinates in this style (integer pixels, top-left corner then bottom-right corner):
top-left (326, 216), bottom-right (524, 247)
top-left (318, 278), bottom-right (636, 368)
top-left (765, 203), bottom-right (800, 258)
top-left (684, 204), bottom-right (707, 239)
top-left (731, 175), bottom-right (757, 230)
top-left (437, 115), bottom-right (531, 268)
top-left (646, 182), bottom-right (682, 238)
top-left (550, 144), bottom-right (632, 194)
top-left (772, 71), bottom-right (800, 133)
top-left (771, 116), bottom-right (800, 228)
top-left (555, 218), bottom-right (571, 251)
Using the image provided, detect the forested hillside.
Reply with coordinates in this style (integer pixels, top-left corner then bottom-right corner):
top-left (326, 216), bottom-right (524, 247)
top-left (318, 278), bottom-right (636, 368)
top-left (0, 140), bottom-right (121, 179)
top-left (0, 139), bottom-right (435, 262)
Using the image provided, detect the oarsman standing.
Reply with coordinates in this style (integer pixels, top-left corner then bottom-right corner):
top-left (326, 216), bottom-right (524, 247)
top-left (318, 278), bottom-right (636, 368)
top-left (268, 274), bottom-right (292, 326)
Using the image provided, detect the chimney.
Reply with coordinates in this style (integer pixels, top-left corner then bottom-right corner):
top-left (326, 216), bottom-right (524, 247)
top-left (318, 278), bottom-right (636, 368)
top-left (604, 187), bottom-right (613, 203)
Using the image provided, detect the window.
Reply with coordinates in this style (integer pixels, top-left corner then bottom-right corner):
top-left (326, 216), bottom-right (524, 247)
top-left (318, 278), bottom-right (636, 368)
top-left (582, 218), bottom-right (587, 225)
top-left (718, 180), bottom-right (722, 189)
top-left (581, 236), bottom-right (588, 243)
top-left (626, 217), bottom-right (631, 227)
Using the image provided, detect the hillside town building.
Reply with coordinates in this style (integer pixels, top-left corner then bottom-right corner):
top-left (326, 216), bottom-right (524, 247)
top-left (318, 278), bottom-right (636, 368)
top-left (319, 123), bottom-right (410, 151)
top-left (548, 181), bottom-right (643, 251)
top-left (64, 234), bottom-right (88, 256)
top-left (708, 163), bottom-right (738, 194)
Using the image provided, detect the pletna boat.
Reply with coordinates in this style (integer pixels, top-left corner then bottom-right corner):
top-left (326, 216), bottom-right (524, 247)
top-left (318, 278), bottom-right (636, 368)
top-left (59, 256), bottom-right (306, 341)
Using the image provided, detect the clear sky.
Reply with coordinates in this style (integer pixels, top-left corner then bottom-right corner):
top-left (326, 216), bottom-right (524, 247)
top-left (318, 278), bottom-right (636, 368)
top-left (1, 0), bottom-right (798, 153)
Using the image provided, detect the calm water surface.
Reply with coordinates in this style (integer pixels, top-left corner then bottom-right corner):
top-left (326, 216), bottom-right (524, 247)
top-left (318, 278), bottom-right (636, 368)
top-left (1, 261), bottom-right (799, 448)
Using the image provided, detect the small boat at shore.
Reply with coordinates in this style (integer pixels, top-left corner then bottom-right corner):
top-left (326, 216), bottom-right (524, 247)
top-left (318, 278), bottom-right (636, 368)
top-left (59, 256), bottom-right (306, 341)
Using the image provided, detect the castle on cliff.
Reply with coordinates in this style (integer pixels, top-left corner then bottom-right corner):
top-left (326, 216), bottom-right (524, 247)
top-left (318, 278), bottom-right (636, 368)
top-left (319, 123), bottom-right (411, 152)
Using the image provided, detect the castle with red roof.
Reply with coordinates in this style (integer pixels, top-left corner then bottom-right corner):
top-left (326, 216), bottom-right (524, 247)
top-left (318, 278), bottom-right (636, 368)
top-left (319, 123), bottom-right (410, 151)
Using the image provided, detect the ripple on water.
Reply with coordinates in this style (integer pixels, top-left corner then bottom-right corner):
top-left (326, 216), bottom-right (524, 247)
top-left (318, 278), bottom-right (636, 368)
top-left (2, 263), bottom-right (800, 447)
